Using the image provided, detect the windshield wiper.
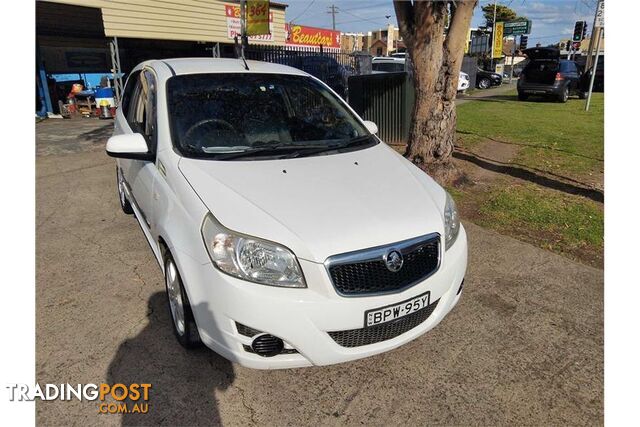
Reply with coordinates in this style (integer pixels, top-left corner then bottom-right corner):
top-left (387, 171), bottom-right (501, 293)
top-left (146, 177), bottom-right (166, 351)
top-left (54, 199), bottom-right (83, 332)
top-left (281, 135), bottom-right (373, 158)
top-left (214, 143), bottom-right (328, 160)
top-left (214, 136), bottom-right (373, 161)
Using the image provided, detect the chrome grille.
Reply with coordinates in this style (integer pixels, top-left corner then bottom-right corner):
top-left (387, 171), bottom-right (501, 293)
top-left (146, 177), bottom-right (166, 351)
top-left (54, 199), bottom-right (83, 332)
top-left (325, 233), bottom-right (440, 296)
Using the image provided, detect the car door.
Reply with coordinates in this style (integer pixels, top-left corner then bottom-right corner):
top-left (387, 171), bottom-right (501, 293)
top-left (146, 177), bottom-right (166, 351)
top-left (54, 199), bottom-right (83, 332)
top-left (119, 69), bottom-right (159, 230)
top-left (562, 61), bottom-right (580, 91)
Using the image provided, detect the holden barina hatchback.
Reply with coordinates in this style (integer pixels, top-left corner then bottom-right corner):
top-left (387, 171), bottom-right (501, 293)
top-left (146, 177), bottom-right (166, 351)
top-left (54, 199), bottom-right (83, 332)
top-left (106, 58), bottom-right (468, 369)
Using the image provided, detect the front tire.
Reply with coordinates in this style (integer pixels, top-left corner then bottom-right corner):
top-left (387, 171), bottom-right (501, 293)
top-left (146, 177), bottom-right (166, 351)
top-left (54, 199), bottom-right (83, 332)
top-left (478, 78), bottom-right (491, 89)
top-left (116, 167), bottom-right (134, 214)
top-left (164, 254), bottom-right (202, 349)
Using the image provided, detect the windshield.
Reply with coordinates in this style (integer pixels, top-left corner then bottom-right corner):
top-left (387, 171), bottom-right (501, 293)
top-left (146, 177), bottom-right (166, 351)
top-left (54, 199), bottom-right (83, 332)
top-left (167, 73), bottom-right (373, 160)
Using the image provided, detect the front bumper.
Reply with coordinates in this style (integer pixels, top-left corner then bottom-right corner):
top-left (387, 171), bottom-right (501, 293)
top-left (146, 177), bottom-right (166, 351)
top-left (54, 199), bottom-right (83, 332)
top-left (175, 226), bottom-right (468, 369)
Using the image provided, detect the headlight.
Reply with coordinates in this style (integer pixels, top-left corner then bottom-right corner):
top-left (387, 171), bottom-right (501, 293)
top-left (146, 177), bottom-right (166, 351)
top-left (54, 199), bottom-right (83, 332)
top-left (201, 214), bottom-right (306, 288)
top-left (444, 192), bottom-right (460, 250)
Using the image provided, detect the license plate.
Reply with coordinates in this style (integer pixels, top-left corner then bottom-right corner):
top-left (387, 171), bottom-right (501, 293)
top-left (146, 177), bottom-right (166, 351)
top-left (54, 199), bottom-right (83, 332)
top-left (365, 291), bottom-right (430, 327)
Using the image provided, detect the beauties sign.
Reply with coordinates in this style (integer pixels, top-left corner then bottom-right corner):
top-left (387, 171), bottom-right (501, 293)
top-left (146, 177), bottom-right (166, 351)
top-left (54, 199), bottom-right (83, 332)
top-left (285, 24), bottom-right (340, 48)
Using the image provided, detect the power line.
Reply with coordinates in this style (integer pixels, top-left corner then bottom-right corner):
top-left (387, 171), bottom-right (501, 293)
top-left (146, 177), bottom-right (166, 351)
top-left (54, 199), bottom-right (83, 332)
top-left (339, 1), bottom-right (391, 12)
top-left (290, 0), bottom-right (317, 23)
top-left (338, 7), bottom-right (389, 27)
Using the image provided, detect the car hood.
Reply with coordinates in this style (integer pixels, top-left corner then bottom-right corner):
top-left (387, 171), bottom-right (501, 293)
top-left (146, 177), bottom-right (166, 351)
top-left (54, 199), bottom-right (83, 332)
top-left (178, 143), bottom-right (447, 263)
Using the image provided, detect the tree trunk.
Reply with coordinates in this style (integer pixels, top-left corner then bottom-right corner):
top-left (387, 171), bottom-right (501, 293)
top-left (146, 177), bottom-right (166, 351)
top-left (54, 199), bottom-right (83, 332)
top-left (394, 1), bottom-right (477, 183)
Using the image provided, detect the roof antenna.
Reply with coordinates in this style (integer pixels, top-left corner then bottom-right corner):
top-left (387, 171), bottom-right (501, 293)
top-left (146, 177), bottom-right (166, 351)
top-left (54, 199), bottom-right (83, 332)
top-left (234, 36), bottom-right (250, 71)
top-left (239, 0), bottom-right (250, 70)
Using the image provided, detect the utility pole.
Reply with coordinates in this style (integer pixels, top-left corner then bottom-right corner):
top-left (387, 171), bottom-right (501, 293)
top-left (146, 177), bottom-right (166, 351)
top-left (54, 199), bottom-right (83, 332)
top-left (585, 1), bottom-right (602, 69)
top-left (490, 0), bottom-right (497, 70)
top-left (327, 4), bottom-right (338, 31)
top-left (585, 0), bottom-right (604, 111)
top-left (585, 28), bottom-right (602, 111)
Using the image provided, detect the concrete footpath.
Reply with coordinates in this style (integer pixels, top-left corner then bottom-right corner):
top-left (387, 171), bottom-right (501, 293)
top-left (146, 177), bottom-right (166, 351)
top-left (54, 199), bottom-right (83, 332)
top-left (36, 119), bottom-right (602, 426)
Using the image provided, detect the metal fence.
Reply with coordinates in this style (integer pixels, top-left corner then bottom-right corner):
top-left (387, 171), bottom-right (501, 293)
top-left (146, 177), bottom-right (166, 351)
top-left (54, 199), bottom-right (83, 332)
top-left (347, 72), bottom-right (414, 146)
top-left (234, 45), bottom-right (360, 98)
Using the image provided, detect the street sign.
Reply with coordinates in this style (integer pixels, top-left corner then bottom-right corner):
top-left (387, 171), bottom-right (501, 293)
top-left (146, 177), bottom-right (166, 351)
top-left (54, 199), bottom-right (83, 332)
top-left (595, 0), bottom-right (604, 28)
top-left (246, 0), bottom-right (270, 36)
top-left (492, 22), bottom-right (504, 58)
top-left (502, 20), bottom-right (532, 36)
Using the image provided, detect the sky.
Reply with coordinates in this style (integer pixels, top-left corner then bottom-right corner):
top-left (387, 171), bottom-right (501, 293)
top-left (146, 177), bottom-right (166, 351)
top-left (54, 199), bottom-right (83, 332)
top-left (284, 0), bottom-right (599, 45)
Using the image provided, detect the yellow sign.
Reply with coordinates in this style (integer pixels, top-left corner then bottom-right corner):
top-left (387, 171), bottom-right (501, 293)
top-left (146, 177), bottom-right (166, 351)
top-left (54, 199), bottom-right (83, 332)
top-left (492, 21), bottom-right (504, 58)
top-left (246, 0), bottom-right (270, 36)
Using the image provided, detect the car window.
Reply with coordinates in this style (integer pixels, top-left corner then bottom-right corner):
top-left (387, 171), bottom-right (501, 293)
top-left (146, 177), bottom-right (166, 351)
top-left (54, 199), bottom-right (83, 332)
top-left (125, 70), bottom-right (157, 155)
top-left (372, 62), bottom-right (405, 72)
top-left (560, 61), bottom-right (577, 73)
top-left (166, 73), bottom-right (373, 160)
top-left (121, 70), bottom-right (140, 119)
top-left (142, 70), bottom-right (158, 154)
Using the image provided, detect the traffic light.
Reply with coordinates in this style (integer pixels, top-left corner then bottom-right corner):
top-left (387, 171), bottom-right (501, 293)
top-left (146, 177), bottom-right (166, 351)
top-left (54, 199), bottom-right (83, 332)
top-left (566, 40), bottom-right (572, 51)
top-left (573, 21), bottom-right (586, 41)
top-left (519, 35), bottom-right (528, 50)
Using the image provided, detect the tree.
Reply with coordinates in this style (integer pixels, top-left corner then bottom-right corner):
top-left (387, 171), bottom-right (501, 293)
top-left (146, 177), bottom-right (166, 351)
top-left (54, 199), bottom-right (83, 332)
top-left (482, 3), bottom-right (517, 27)
top-left (394, 0), bottom-right (477, 182)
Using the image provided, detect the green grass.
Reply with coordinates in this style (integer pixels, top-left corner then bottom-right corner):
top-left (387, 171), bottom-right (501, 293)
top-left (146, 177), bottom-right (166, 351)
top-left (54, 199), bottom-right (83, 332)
top-left (478, 184), bottom-right (603, 251)
top-left (456, 90), bottom-right (604, 176)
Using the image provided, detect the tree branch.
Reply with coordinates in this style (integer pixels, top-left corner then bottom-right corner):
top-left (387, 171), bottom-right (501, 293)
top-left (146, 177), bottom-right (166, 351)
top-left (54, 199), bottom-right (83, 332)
top-left (445, 0), bottom-right (477, 65)
top-left (393, 0), bottom-right (415, 46)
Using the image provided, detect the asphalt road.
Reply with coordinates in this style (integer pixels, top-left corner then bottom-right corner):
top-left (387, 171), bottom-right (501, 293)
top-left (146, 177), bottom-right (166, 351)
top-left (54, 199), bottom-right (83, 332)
top-left (36, 118), bottom-right (603, 426)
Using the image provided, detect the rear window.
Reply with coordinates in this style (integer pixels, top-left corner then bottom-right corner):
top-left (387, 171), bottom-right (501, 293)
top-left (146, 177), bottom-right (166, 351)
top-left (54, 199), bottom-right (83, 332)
top-left (524, 60), bottom-right (558, 73)
top-left (560, 61), bottom-right (577, 73)
top-left (372, 62), bottom-right (405, 72)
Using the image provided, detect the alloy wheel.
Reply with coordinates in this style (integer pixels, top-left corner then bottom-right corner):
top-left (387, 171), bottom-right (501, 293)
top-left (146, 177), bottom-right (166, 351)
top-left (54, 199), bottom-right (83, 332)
top-left (479, 78), bottom-right (490, 89)
top-left (165, 259), bottom-right (186, 336)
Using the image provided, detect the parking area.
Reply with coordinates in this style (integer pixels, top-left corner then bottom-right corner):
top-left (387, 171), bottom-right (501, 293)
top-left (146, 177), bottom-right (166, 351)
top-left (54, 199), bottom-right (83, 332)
top-left (36, 118), bottom-right (603, 425)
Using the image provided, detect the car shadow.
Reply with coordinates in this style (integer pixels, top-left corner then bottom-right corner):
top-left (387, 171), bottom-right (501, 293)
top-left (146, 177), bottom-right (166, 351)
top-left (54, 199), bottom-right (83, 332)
top-left (106, 292), bottom-right (235, 425)
top-left (79, 124), bottom-right (114, 143)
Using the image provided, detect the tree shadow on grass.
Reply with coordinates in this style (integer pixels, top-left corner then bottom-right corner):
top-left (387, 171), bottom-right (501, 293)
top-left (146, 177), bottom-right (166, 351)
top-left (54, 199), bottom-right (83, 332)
top-left (456, 130), bottom-right (604, 163)
top-left (453, 149), bottom-right (604, 203)
top-left (106, 292), bottom-right (235, 426)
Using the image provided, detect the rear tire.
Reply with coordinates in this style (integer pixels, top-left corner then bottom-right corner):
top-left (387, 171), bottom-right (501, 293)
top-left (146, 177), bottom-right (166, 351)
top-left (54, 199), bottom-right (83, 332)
top-left (578, 90), bottom-right (587, 99)
top-left (164, 253), bottom-right (202, 349)
top-left (558, 86), bottom-right (569, 103)
top-left (518, 92), bottom-right (528, 101)
top-left (116, 167), bottom-right (134, 215)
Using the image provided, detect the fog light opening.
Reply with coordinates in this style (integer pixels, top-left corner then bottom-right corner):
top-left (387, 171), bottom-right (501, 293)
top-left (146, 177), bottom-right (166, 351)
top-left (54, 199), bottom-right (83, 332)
top-left (251, 334), bottom-right (284, 357)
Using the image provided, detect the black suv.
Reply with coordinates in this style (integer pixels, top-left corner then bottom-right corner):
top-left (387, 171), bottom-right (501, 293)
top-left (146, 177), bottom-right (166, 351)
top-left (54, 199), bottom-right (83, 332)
top-left (517, 47), bottom-right (586, 102)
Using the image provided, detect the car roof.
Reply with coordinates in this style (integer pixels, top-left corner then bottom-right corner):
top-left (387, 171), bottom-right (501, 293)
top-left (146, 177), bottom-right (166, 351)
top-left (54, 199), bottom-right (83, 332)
top-left (372, 57), bottom-right (404, 63)
top-left (141, 58), bottom-right (309, 78)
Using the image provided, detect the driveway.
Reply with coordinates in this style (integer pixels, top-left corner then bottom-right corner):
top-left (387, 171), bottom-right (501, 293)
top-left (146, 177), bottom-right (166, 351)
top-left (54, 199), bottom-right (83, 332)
top-left (36, 119), bottom-right (603, 426)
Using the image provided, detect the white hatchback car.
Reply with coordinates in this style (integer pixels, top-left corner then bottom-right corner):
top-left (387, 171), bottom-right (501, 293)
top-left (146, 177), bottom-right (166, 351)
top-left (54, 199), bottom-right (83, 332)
top-left (372, 57), bottom-right (470, 91)
top-left (106, 58), bottom-right (467, 369)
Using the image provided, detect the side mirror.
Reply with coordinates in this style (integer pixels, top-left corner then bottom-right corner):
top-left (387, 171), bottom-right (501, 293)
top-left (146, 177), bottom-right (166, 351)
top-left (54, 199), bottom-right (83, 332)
top-left (106, 133), bottom-right (153, 161)
top-left (363, 120), bottom-right (378, 135)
